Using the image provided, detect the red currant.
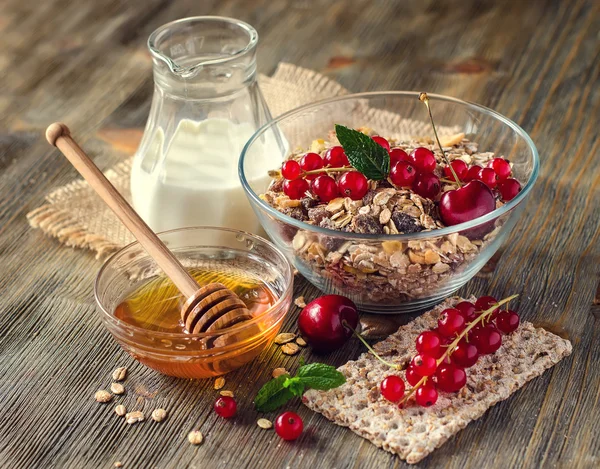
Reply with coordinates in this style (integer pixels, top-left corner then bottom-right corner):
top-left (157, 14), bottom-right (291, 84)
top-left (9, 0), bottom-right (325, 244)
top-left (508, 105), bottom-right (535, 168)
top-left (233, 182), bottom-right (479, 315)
top-left (411, 354), bottom-right (438, 377)
top-left (478, 167), bottom-right (499, 189)
top-left (495, 310), bottom-right (520, 333)
top-left (281, 160), bottom-right (302, 180)
top-left (324, 146), bottom-right (349, 167)
top-left (213, 396), bottom-right (237, 418)
top-left (338, 171), bottom-right (368, 200)
top-left (443, 160), bottom-right (468, 182)
top-left (389, 148), bottom-right (410, 165)
top-left (410, 147), bottom-right (436, 173)
top-left (455, 301), bottom-right (477, 321)
top-left (275, 412), bottom-right (303, 441)
top-left (389, 161), bottom-right (417, 187)
top-left (380, 375), bottom-right (405, 402)
top-left (437, 308), bottom-right (466, 337)
top-left (465, 165), bottom-right (483, 182)
top-left (471, 326), bottom-right (502, 354)
top-left (300, 152), bottom-right (324, 179)
top-left (405, 365), bottom-right (422, 386)
top-left (372, 136), bottom-right (390, 151)
top-left (451, 340), bottom-right (479, 368)
top-left (311, 175), bottom-right (339, 202)
top-left (487, 158), bottom-right (511, 180)
top-left (497, 178), bottom-right (521, 201)
top-left (416, 330), bottom-right (443, 359)
top-left (475, 296), bottom-right (499, 317)
top-left (435, 363), bottom-right (467, 392)
top-left (283, 178), bottom-right (309, 200)
top-left (415, 383), bottom-right (438, 407)
top-left (412, 173), bottom-right (440, 199)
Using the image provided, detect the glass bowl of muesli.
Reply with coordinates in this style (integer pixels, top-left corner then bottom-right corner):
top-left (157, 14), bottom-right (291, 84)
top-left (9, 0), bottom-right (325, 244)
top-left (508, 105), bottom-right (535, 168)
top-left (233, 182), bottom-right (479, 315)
top-left (239, 92), bottom-right (539, 312)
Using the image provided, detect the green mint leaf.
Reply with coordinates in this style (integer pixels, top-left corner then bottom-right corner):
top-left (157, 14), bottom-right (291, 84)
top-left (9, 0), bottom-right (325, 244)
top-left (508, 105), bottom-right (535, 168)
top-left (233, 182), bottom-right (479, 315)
top-left (282, 377), bottom-right (305, 396)
top-left (335, 124), bottom-right (390, 180)
top-left (254, 375), bottom-right (296, 412)
top-left (297, 363), bottom-right (346, 390)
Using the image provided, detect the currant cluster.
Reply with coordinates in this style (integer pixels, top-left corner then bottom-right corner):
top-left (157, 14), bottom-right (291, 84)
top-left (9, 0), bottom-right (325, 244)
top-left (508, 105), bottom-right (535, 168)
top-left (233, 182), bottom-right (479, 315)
top-left (281, 147), bottom-right (369, 203)
top-left (387, 143), bottom-right (441, 199)
top-left (444, 157), bottom-right (521, 202)
top-left (379, 295), bottom-right (520, 407)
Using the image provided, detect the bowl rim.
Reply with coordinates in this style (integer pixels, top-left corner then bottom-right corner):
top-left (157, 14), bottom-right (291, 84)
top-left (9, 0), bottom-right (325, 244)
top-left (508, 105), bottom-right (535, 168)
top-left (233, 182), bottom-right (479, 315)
top-left (239, 91), bottom-right (539, 240)
top-left (94, 226), bottom-right (293, 340)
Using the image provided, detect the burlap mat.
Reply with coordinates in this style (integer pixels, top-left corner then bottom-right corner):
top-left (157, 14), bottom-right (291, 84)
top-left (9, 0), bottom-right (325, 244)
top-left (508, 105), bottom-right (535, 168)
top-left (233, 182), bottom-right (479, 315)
top-left (27, 63), bottom-right (452, 260)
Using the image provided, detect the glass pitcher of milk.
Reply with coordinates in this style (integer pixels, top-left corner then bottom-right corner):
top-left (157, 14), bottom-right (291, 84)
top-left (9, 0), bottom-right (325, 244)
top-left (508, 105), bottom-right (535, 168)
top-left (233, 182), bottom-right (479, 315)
top-left (131, 17), bottom-right (278, 234)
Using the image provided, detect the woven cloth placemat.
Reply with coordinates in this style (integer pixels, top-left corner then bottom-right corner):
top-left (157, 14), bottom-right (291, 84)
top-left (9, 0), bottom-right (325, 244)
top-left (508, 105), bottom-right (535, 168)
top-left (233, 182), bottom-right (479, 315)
top-left (27, 63), bottom-right (453, 259)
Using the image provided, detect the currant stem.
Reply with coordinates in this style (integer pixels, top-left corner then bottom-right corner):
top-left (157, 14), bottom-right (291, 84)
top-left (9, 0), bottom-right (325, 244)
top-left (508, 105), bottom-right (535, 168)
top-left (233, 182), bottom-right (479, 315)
top-left (418, 92), bottom-right (462, 188)
top-left (303, 166), bottom-right (355, 176)
top-left (398, 294), bottom-right (519, 406)
top-left (345, 322), bottom-right (401, 370)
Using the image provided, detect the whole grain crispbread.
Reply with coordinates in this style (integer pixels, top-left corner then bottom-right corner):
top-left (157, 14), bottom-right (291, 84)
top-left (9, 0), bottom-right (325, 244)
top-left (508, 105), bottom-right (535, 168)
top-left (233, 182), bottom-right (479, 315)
top-left (302, 297), bottom-right (572, 464)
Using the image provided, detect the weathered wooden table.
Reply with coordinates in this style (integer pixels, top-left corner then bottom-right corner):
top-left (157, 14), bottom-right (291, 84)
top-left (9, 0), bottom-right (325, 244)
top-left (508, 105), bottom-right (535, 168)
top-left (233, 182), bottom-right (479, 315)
top-left (1, 0), bottom-right (599, 467)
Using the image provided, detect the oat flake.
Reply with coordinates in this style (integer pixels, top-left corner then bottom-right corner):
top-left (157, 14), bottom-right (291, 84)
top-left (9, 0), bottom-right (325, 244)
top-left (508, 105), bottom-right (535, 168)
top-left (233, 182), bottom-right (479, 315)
top-left (112, 367), bottom-right (127, 382)
top-left (257, 418), bottom-right (273, 429)
top-left (294, 296), bottom-right (307, 308)
top-left (220, 390), bottom-right (234, 397)
top-left (95, 390), bottom-right (112, 403)
top-left (296, 337), bottom-right (307, 347)
top-left (110, 383), bottom-right (125, 395)
top-left (274, 332), bottom-right (296, 344)
top-left (125, 411), bottom-right (144, 424)
top-left (188, 430), bottom-right (204, 445)
top-left (114, 405), bottom-right (127, 417)
top-left (214, 377), bottom-right (226, 390)
top-left (152, 409), bottom-right (167, 422)
top-left (281, 342), bottom-right (300, 355)
top-left (272, 367), bottom-right (288, 378)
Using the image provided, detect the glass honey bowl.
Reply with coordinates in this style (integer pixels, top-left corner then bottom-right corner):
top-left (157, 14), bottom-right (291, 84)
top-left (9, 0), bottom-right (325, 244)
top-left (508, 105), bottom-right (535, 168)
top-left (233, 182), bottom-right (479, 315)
top-left (95, 227), bottom-right (293, 379)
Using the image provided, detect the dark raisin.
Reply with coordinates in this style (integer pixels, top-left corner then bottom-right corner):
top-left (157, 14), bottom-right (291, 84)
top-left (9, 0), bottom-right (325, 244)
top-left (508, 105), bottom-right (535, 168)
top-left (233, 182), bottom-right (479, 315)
top-left (319, 235), bottom-right (344, 252)
top-left (281, 207), bottom-right (307, 221)
top-left (362, 190), bottom-right (376, 206)
top-left (308, 207), bottom-right (330, 225)
top-left (391, 210), bottom-right (422, 234)
top-left (301, 197), bottom-right (318, 211)
top-left (353, 214), bottom-right (383, 234)
top-left (270, 178), bottom-right (284, 193)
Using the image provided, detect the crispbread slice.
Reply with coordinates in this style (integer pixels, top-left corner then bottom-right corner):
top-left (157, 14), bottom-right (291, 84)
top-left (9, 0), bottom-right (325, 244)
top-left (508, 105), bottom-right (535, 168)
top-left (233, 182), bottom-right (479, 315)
top-left (302, 297), bottom-right (572, 464)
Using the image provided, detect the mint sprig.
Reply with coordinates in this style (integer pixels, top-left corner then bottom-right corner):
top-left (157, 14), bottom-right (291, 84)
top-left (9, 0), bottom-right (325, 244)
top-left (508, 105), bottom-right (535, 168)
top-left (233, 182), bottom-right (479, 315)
top-left (335, 124), bottom-right (390, 180)
top-left (254, 363), bottom-right (346, 412)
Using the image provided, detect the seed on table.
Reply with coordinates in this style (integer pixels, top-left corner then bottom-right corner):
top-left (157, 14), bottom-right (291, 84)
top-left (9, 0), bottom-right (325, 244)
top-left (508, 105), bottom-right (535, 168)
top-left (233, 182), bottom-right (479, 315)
top-left (214, 377), bottom-right (226, 390)
top-left (272, 367), bottom-right (288, 378)
top-left (220, 390), bottom-right (234, 397)
top-left (125, 411), bottom-right (144, 424)
top-left (110, 383), bottom-right (125, 395)
top-left (151, 409), bottom-right (167, 422)
top-left (188, 430), bottom-right (204, 445)
top-left (281, 342), bottom-right (300, 355)
top-left (295, 337), bottom-right (307, 347)
top-left (114, 405), bottom-right (127, 417)
top-left (112, 367), bottom-right (127, 382)
top-left (257, 418), bottom-right (273, 429)
top-left (114, 462), bottom-right (123, 468)
top-left (274, 333), bottom-right (296, 345)
top-left (95, 390), bottom-right (112, 403)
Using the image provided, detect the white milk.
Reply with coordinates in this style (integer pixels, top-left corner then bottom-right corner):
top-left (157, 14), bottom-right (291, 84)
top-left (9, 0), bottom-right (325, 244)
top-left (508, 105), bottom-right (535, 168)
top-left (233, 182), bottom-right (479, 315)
top-left (131, 118), bottom-right (279, 234)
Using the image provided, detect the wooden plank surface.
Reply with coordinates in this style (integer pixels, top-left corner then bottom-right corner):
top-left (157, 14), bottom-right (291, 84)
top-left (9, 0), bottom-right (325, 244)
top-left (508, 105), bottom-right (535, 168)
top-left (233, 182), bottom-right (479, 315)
top-left (1, 0), bottom-right (599, 468)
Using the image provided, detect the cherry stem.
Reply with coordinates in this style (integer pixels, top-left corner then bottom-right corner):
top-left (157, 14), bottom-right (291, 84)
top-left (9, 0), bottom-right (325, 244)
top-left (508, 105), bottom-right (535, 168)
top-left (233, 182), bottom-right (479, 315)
top-left (418, 92), bottom-right (462, 188)
top-left (344, 321), bottom-right (401, 370)
top-left (398, 293), bottom-right (519, 406)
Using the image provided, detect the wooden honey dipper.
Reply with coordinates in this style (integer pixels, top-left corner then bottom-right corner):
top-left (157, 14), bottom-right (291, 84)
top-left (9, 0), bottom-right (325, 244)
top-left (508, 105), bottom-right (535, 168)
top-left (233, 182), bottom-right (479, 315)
top-left (45, 123), bottom-right (252, 337)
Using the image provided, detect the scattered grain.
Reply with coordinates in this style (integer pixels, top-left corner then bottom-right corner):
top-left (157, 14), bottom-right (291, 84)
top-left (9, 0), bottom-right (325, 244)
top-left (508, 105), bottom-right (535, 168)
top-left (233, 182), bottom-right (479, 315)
top-left (151, 409), bottom-right (167, 422)
top-left (274, 332), bottom-right (296, 345)
top-left (110, 383), bottom-right (125, 395)
top-left (257, 418), bottom-right (273, 429)
top-left (112, 367), bottom-right (127, 382)
top-left (272, 367), bottom-right (288, 378)
top-left (220, 390), bottom-right (234, 397)
top-left (95, 390), bottom-right (112, 403)
top-left (125, 411), bottom-right (144, 424)
top-left (114, 405), bottom-right (127, 417)
top-left (281, 342), bottom-right (300, 355)
top-left (188, 430), bottom-right (204, 445)
top-left (295, 337), bottom-right (307, 347)
top-left (214, 377), bottom-right (226, 390)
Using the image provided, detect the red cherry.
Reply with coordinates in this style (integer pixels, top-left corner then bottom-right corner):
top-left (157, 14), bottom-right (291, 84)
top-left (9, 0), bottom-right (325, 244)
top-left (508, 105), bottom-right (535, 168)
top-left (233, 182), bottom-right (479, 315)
top-left (415, 383), bottom-right (438, 407)
top-left (311, 175), bottom-right (339, 202)
top-left (213, 396), bottom-right (237, 418)
top-left (495, 310), bottom-right (520, 333)
top-left (416, 331), bottom-right (443, 359)
top-left (475, 296), bottom-right (499, 316)
top-left (498, 178), bottom-right (521, 201)
top-left (298, 295), bottom-right (359, 353)
top-left (437, 308), bottom-right (466, 337)
top-left (487, 158), bottom-right (512, 180)
top-left (412, 173), bottom-right (441, 199)
top-left (465, 165), bottom-right (483, 182)
top-left (275, 412), bottom-right (303, 441)
top-left (478, 167), bottom-right (499, 189)
top-left (451, 340), bottom-right (479, 368)
top-left (389, 148), bottom-right (410, 165)
top-left (380, 375), bottom-right (405, 402)
top-left (435, 363), bottom-right (467, 392)
top-left (282, 160), bottom-right (302, 180)
top-left (410, 147), bottom-right (437, 173)
top-left (338, 172), bottom-right (369, 200)
top-left (411, 354), bottom-right (438, 377)
top-left (444, 160), bottom-right (468, 182)
top-left (300, 152), bottom-right (324, 179)
top-left (455, 301), bottom-right (477, 321)
top-left (324, 146), bottom-right (349, 167)
top-left (471, 326), bottom-right (502, 354)
top-left (372, 136), bottom-right (390, 151)
top-left (389, 161), bottom-right (417, 187)
top-left (405, 366), bottom-right (422, 386)
top-left (283, 178), bottom-right (309, 200)
top-left (438, 180), bottom-right (495, 226)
